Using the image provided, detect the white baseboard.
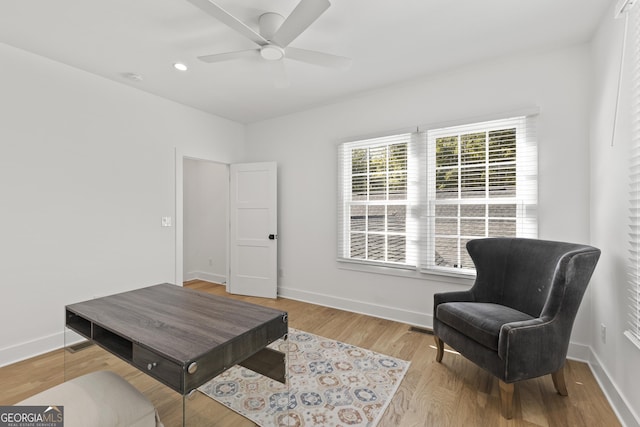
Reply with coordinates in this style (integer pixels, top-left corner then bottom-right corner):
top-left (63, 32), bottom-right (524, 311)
top-left (0, 331), bottom-right (62, 368)
top-left (587, 348), bottom-right (640, 427)
top-left (278, 286), bottom-right (431, 329)
top-left (566, 341), bottom-right (592, 362)
top-left (184, 271), bottom-right (227, 286)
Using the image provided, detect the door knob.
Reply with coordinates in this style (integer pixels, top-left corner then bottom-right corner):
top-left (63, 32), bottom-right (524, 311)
top-left (268, 234), bottom-right (277, 240)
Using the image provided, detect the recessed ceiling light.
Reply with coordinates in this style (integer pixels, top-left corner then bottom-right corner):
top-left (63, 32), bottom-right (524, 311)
top-left (173, 63), bottom-right (188, 71)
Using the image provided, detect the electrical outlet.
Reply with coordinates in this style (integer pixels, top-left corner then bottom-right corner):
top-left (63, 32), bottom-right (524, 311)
top-left (600, 323), bottom-right (607, 343)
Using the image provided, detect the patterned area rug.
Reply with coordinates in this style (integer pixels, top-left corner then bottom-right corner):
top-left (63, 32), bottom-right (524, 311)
top-left (199, 328), bottom-right (410, 426)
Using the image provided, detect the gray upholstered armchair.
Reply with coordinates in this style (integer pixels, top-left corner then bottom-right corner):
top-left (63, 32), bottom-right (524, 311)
top-left (433, 238), bottom-right (600, 419)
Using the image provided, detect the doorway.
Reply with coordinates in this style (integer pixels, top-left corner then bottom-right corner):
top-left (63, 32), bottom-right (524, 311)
top-left (175, 150), bottom-right (230, 289)
top-left (175, 150), bottom-right (278, 298)
top-left (183, 158), bottom-right (229, 286)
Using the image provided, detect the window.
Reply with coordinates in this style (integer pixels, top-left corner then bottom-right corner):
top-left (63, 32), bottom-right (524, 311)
top-left (425, 117), bottom-right (538, 272)
top-left (626, 6), bottom-right (640, 349)
top-left (338, 115), bottom-right (537, 274)
top-left (337, 133), bottom-right (424, 267)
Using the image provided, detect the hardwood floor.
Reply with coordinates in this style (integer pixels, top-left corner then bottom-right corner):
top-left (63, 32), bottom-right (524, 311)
top-left (0, 280), bottom-right (620, 426)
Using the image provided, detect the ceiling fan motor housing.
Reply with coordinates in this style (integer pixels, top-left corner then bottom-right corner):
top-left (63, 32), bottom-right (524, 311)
top-left (259, 12), bottom-right (285, 41)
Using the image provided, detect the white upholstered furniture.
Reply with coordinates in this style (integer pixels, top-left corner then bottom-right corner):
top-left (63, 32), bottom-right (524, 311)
top-left (18, 370), bottom-right (162, 427)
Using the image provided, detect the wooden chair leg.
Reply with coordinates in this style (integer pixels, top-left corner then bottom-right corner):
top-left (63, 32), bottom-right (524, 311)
top-left (499, 380), bottom-right (515, 419)
top-left (434, 336), bottom-right (444, 362)
top-left (551, 365), bottom-right (568, 396)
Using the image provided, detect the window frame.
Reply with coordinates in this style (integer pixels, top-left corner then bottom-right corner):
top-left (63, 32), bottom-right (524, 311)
top-left (337, 133), bottom-right (422, 269)
top-left (424, 117), bottom-right (537, 274)
top-left (337, 114), bottom-right (537, 276)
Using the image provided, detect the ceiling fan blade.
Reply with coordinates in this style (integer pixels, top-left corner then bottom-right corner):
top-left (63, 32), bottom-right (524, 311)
top-left (267, 60), bottom-right (290, 89)
top-left (186, 0), bottom-right (268, 46)
top-left (271, 0), bottom-right (330, 47)
top-left (285, 47), bottom-right (351, 70)
top-left (198, 49), bottom-right (259, 63)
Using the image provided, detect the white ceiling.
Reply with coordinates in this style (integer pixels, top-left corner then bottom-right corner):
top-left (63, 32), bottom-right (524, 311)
top-left (0, 0), bottom-right (611, 124)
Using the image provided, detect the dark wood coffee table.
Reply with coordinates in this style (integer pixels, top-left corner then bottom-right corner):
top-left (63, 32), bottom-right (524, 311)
top-left (65, 283), bottom-right (288, 395)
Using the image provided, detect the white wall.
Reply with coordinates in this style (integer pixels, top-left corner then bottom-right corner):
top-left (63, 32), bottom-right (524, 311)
top-left (245, 44), bottom-right (594, 340)
top-left (590, 5), bottom-right (640, 426)
top-left (0, 42), bottom-right (244, 366)
top-left (183, 159), bottom-right (228, 284)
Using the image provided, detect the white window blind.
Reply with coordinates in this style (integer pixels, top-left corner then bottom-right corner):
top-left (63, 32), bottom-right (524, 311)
top-left (337, 115), bottom-right (537, 274)
top-left (425, 116), bottom-right (538, 273)
top-left (337, 133), bottom-right (426, 268)
top-left (626, 5), bottom-right (640, 349)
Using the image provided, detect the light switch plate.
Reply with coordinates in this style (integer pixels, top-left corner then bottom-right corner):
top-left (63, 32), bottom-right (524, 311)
top-left (161, 216), bottom-right (172, 227)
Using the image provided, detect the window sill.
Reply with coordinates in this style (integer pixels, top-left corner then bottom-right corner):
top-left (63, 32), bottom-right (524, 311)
top-left (337, 259), bottom-right (476, 286)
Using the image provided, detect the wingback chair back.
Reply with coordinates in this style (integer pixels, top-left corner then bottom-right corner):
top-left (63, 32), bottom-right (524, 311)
top-left (433, 238), bottom-right (600, 419)
top-left (469, 238), bottom-right (596, 318)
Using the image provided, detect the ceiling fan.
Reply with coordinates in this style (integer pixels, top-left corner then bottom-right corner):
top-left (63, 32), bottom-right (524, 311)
top-left (186, 0), bottom-right (351, 78)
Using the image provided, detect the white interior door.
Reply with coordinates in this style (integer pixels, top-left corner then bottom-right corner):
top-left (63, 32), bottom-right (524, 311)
top-left (229, 162), bottom-right (278, 298)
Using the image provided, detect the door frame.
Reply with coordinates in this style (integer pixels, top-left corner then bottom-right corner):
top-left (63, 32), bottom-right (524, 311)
top-left (174, 148), bottom-right (230, 289)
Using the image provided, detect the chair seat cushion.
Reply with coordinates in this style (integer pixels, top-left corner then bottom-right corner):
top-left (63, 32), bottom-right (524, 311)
top-left (436, 302), bottom-right (534, 351)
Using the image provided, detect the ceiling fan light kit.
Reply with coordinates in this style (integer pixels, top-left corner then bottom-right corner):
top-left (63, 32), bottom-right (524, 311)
top-left (260, 45), bottom-right (285, 61)
top-left (187, 0), bottom-right (351, 83)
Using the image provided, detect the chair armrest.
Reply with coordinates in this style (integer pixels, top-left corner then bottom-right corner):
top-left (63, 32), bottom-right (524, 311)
top-left (433, 290), bottom-right (475, 323)
top-left (498, 318), bottom-right (567, 381)
top-left (434, 290), bottom-right (474, 307)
